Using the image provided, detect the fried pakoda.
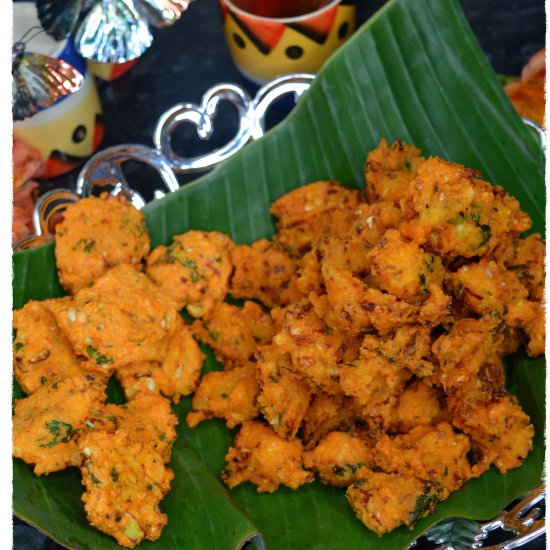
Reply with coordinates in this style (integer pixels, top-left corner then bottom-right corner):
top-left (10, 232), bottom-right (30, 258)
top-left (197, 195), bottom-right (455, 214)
top-left (271, 181), bottom-right (363, 255)
top-left (304, 431), bottom-right (373, 486)
top-left (230, 239), bottom-right (296, 308)
top-left (79, 430), bottom-right (173, 548)
top-left (146, 231), bottom-right (234, 317)
top-left (96, 395), bottom-right (178, 463)
top-left (186, 361), bottom-right (259, 429)
top-left (389, 380), bottom-right (449, 434)
top-left (255, 345), bottom-right (311, 440)
top-left (13, 300), bottom-right (89, 394)
top-left (374, 422), bottom-right (473, 499)
top-left (223, 421), bottom-right (313, 493)
top-left (117, 315), bottom-right (205, 403)
top-left (448, 395), bottom-right (534, 474)
top-left (346, 472), bottom-right (437, 536)
top-left (301, 392), bottom-right (357, 449)
top-left (400, 157), bottom-right (531, 259)
top-left (48, 265), bottom-right (178, 370)
top-left (191, 301), bottom-right (273, 364)
top-left (365, 139), bottom-right (425, 204)
top-left (55, 194), bottom-right (150, 294)
top-left (272, 299), bottom-right (347, 394)
top-left (13, 375), bottom-right (106, 475)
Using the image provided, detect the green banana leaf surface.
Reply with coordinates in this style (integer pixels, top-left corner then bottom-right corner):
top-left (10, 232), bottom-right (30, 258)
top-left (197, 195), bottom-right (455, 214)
top-left (13, 0), bottom-right (545, 548)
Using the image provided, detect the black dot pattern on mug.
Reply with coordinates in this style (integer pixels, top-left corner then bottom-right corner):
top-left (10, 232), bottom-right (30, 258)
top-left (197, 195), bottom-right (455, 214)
top-left (72, 125), bottom-right (87, 143)
top-left (285, 45), bottom-right (303, 59)
top-left (233, 33), bottom-right (245, 49)
top-left (338, 22), bottom-right (349, 40)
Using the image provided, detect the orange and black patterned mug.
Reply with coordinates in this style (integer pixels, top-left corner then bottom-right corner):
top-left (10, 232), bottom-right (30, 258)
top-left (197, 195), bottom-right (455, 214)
top-left (219, 0), bottom-right (356, 84)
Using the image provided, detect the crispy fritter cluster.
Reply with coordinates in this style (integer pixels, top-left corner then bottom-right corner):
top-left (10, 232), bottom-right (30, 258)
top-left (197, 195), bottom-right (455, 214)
top-left (55, 193), bottom-right (150, 294)
top-left (13, 197), bottom-right (202, 547)
top-left (14, 139), bottom-right (543, 544)
top-left (184, 141), bottom-right (542, 538)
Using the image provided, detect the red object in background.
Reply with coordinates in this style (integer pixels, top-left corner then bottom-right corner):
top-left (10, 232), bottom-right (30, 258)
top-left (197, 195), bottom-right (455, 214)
top-left (505, 49), bottom-right (545, 127)
top-left (12, 140), bottom-right (45, 244)
top-left (231, 0), bottom-right (332, 18)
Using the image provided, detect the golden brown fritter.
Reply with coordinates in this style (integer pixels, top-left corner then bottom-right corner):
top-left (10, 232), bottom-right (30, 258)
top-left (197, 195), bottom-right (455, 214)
top-left (186, 361), bottom-right (259, 429)
top-left (230, 239), bottom-right (296, 308)
top-left (192, 301), bottom-right (273, 364)
top-left (389, 380), bottom-right (450, 434)
top-left (48, 265), bottom-right (178, 370)
top-left (13, 375), bottom-right (106, 475)
top-left (13, 300), bottom-right (89, 394)
top-left (222, 421), bottom-right (314, 492)
top-left (374, 422), bottom-right (473, 499)
top-left (272, 299), bottom-right (349, 394)
top-left (55, 194), bottom-right (150, 294)
top-left (495, 233), bottom-right (545, 302)
top-left (79, 430), bottom-right (173, 548)
top-left (255, 345), bottom-right (311, 440)
top-left (338, 352), bottom-right (412, 436)
top-left (271, 181), bottom-right (363, 255)
top-left (95, 395), bottom-right (178, 463)
top-left (399, 157), bottom-right (531, 259)
top-left (448, 395), bottom-right (534, 475)
top-left (431, 318), bottom-right (495, 395)
top-left (304, 431), bottom-right (372, 486)
top-left (361, 326), bottom-right (435, 379)
top-left (146, 231), bottom-right (234, 317)
top-left (346, 472), bottom-right (437, 536)
top-left (365, 138), bottom-right (426, 204)
top-left (450, 259), bottom-right (529, 319)
top-left (368, 229), bottom-right (446, 302)
top-left (116, 315), bottom-right (205, 403)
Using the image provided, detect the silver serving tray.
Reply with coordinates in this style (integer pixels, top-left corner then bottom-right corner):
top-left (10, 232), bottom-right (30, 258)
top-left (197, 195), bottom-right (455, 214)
top-left (12, 74), bottom-right (546, 550)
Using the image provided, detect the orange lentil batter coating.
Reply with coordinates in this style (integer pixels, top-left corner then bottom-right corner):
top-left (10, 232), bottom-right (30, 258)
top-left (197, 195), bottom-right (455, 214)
top-left (55, 193), bottom-right (150, 294)
top-left (47, 265), bottom-right (179, 370)
top-left (230, 239), bottom-right (297, 308)
top-left (79, 430), bottom-right (173, 548)
top-left (365, 138), bottom-right (426, 205)
top-left (13, 375), bottom-right (106, 475)
top-left (255, 345), bottom-right (311, 440)
top-left (222, 421), bottom-right (314, 493)
top-left (304, 431), bottom-right (373, 487)
top-left (346, 472), bottom-right (437, 536)
top-left (13, 300), bottom-right (89, 394)
top-left (191, 301), bottom-right (274, 364)
top-left (186, 361), bottom-right (259, 429)
top-left (146, 230), bottom-right (234, 317)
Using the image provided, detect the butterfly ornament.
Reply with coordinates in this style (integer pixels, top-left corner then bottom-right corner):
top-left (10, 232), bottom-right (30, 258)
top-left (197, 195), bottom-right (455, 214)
top-left (37, 0), bottom-right (193, 64)
top-left (12, 27), bottom-right (84, 121)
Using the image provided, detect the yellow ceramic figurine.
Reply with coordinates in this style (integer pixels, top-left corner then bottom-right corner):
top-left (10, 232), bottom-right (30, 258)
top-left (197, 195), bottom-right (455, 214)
top-left (219, 0), bottom-right (356, 84)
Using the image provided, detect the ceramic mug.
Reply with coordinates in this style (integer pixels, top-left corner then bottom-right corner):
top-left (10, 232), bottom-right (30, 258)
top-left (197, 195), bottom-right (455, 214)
top-left (13, 1), bottom-right (104, 178)
top-left (218, 0), bottom-right (356, 85)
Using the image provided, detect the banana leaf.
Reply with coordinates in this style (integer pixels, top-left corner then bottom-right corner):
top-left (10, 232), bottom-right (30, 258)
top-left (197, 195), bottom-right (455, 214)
top-left (12, 0), bottom-right (545, 548)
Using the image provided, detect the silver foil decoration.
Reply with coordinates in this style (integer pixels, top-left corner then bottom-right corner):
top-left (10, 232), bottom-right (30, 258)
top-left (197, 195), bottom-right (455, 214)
top-left (36, 0), bottom-right (84, 40)
top-left (135, 0), bottom-right (191, 27)
top-left (12, 41), bottom-right (84, 121)
top-left (75, 0), bottom-right (153, 63)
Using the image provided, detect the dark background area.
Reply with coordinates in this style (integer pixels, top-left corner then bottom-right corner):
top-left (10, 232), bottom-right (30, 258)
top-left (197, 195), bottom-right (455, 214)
top-left (15, 0), bottom-right (545, 548)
